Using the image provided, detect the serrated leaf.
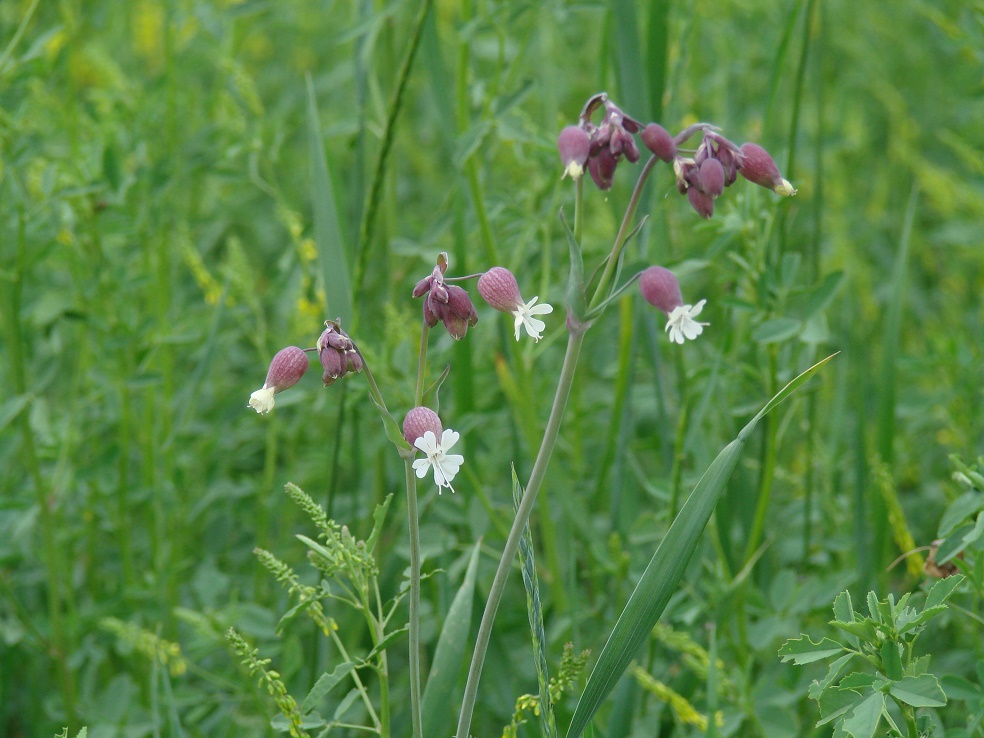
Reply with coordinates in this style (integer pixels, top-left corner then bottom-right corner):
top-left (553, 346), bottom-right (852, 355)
top-left (839, 673), bottom-right (880, 690)
top-left (924, 573), bottom-right (965, 610)
top-left (817, 688), bottom-right (864, 726)
top-left (833, 591), bottom-right (856, 625)
top-left (939, 493), bottom-right (984, 536)
top-left (421, 542), bottom-right (482, 738)
top-left (889, 675), bottom-right (947, 708)
top-left (809, 654), bottom-right (857, 700)
top-left (300, 662), bottom-right (356, 714)
top-left (779, 636), bottom-right (847, 664)
top-left (830, 619), bottom-right (878, 642)
top-left (752, 317), bottom-right (802, 344)
top-left (841, 691), bottom-right (884, 738)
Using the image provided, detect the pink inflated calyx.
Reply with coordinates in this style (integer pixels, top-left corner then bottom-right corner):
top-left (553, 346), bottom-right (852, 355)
top-left (477, 267), bottom-right (522, 312)
top-left (639, 266), bottom-right (683, 315)
top-left (403, 406), bottom-right (442, 447)
top-left (265, 346), bottom-right (309, 392)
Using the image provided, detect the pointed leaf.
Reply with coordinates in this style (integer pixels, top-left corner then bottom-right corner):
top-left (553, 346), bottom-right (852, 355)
top-left (365, 494), bottom-right (393, 554)
top-left (881, 641), bottom-right (903, 681)
top-left (779, 636), bottom-right (846, 665)
top-left (889, 675), bottom-right (946, 708)
top-left (421, 363), bottom-right (452, 414)
top-left (841, 691), bottom-right (884, 738)
top-left (300, 662), bottom-right (356, 714)
top-left (925, 574), bottom-right (965, 610)
top-left (817, 687), bottom-right (864, 726)
top-left (752, 317), bottom-right (802, 344)
top-left (938, 493), bottom-right (984, 536)
top-left (421, 542), bottom-right (481, 738)
top-left (559, 209), bottom-right (586, 321)
top-left (833, 590), bottom-right (856, 624)
top-left (809, 654), bottom-right (857, 700)
top-left (565, 355), bottom-right (835, 738)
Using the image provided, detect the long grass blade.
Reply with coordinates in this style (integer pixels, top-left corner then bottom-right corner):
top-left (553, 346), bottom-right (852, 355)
top-left (306, 75), bottom-right (353, 325)
top-left (420, 541), bottom-right (481, 738)
top-left (565, 354), bottom-right (835, 738)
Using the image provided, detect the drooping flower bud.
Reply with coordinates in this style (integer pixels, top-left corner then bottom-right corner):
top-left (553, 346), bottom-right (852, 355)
top-left (588, 148), bottom-right (617, 191)
top-left (317, 319), bottom-right (362, 386)
top-left (640, 123), bottom-right (677, 162)
top-left (248, 346), bottom-right (310, 414)
top-left (413, 254), bottom-right (479, 340)
top-left (697, 157), bottom-right (725, 198)
top-left (557, 125), bottom-right (591, 180)
top-left (639, 266), bottom-right (683, 315)
top-left (687, 186), bottom-right (714, 219)
top-left (403, 406), bottom-right (443, 447)
top-left (738, 143), bottom-right (797, 196)
top-left (477, 266), bottom-right (522, 312)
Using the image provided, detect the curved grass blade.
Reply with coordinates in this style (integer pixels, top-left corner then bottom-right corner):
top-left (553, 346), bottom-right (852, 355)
top-left (565, 354), bottom-right (835, 738)
top-left (420, 541), bottom-right (481, 738)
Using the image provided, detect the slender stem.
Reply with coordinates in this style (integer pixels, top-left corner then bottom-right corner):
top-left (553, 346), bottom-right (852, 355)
top-left (327, 625), bottom-right (382, 730)
top-left (456, 330), bottom-right (586, 738)
top-left (573, 175), bottom-right (584, 244)
top-left (415, 323), bottom-right (429, 405)
top-left (588, 155), bottom-right (660, 310)
top-left (404, 459), bottom-right (423, 738)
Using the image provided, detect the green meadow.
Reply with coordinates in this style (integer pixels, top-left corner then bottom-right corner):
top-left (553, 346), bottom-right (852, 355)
top-left (2, 1), bottom-right (983, 736)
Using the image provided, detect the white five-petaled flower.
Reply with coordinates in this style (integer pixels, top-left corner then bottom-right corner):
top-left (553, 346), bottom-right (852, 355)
top-left (665, 300), bottom-right (708, 345)
top-left (512, 297), bottom-right (553, 342)
top-left (412, 429), bottom-right (464, 494)
top-left (249, 385), bottom-right (277, 414)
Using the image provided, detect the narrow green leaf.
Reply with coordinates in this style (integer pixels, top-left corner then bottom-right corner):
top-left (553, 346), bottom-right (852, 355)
top-left (421, 363), bottom-right (452, 414)
top-left (881, 641), bottom-right (903, 681)
top-left (924, 573), bottom-right (965, 610)
top-left (363, 625), bottom-right (408, 663)
top-left (367, 392), bottom-right (412, 453)
top-left (752, 317), bottom-right (802, 344)
top-left (365, 494), bottom-right (393, 554)
top-left (307, 75), bottom-right (353, 324)
top-left (809, 654), bottom-right (857, 700)
top-left (421, 542), bottom-right (482, 738)
top-left (566, 356), bottom-right (834, 738)
top-left (833, 590), bottom-right (856, 625)
top-left (841, 691), bottom-right (884, 738)
top-left (889, 675), bottom-right (947, 708)
top-left (937, 492), bottom-right (984, 536)
top-left (300, 662), bottom-right (356, 714)
top-left (779, 636), bottom-right (846, 664)
top-left (802, 270), bottom-right (845, 317)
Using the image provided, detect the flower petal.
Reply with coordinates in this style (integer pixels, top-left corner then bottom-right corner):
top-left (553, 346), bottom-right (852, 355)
top-left (248, 386), bottom-right (276, 414)
top-left (412, 459), bottom-right (430, 478)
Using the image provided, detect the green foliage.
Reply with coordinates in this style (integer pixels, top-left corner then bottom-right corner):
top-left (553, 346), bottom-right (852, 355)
top-left (1, 0), bottom-right (982, 736)
top-left (780, 576), bottom-right (963, 738)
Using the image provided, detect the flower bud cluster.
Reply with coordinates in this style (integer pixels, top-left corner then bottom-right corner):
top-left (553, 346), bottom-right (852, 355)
top-left (317, 319), bottom-right (363, 386)
top-left (412, 253), bottom-right (479, 341)
top-left (247, 319), bottom-right (363, 414)
top-left (557, 93), bottom-right (797, 217)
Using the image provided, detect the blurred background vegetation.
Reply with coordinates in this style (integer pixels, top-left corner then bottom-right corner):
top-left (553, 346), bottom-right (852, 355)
top-left (1, 0), bottom-right (982, 736)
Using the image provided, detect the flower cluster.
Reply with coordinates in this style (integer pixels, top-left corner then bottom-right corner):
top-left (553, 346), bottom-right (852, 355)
top-left (247, 319), bottom-right (362, 414)
top-left (557, 93), bottom-right (796, 219)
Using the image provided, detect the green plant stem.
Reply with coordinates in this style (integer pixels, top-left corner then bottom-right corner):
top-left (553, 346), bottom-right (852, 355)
top-left (456, 329), bottom-right (586, 738)
top-left (415, 323), bottom-right (429, 405)
top-left (573, 175), bottom-right (584, 244)
top-left (588, 155), bottom-right (659, 311)
top-left (4, 215), bottom-right (78, 727)
top-left (326, 626), bottom-right (382, 731)
top-left (403, 459), bottom-right (423, 738)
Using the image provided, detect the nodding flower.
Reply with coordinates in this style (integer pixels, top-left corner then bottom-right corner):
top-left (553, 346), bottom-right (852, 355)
top-left (412, 254), bottom-right (479, 340)
top-left (477, 266), bottom-right (554, 343)
top-left (638, 266), bottom-right (709, 345)
top-left (248, 346), bottom-right (310, 414)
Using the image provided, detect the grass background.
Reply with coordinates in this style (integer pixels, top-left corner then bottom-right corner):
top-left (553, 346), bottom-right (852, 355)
top-left (1, 0), bottom-right (983, 736)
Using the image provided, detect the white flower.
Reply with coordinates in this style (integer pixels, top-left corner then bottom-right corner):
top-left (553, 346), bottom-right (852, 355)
top-left (665, 299), bottom-right (709, 344)
top-left (412, 429), bottom-right (464, 493)
top-left (248, 385), bottom-right (276, 414)
top-left (512, 297), bottom-right (553, 342)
